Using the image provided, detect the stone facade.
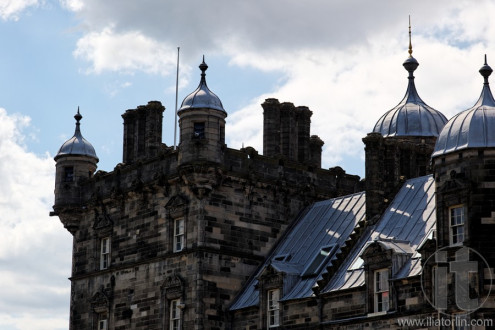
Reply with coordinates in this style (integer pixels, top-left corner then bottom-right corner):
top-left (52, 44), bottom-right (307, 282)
top-left (52, 97), bottom-right (360, 330)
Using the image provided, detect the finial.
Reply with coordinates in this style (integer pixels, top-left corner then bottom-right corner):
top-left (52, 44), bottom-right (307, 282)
top-left (199, 55), bottom-right (208, 74)
top-left (403, 16), bottom-right (419, 74)
top-left (479, 54), bottom-right (493, 84)
top-left (408, 15), bottom-right (413, 58)
top-left (74, 106), bottom-right (82, 124)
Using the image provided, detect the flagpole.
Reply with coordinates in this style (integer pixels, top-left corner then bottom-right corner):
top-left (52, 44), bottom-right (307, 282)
top-left (173, 47), bottom-right (180, 150)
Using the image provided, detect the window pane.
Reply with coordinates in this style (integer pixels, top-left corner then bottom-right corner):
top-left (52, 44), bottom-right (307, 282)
top-left (374, 269), bottom-right (389, 313)
top-left (100, 238), bottom-right (110, 270)
top-left (193, 122), bottom-right (205, 139)
top-left (450, 206), bottom-right (465, 245)
top-left (170, 299), bottom-right (181, 330)
top-left (267, 289), bottom-right (280, 327)
top-left (174, 219), bottom-right (184, 252)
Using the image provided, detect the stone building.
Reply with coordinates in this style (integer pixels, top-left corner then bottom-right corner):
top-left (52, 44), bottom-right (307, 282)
top-left (229, 49), bottom-right (495, 329)
top-left (52, 41), bottom-right (495, 328)
top-left (51, 58), bottom-right (360, 330)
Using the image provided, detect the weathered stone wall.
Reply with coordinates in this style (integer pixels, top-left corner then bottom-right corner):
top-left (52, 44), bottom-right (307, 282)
top-left (55, 139), bottom-right (360, 329)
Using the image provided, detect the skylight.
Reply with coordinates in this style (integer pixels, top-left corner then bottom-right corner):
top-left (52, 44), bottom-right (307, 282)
top-left (301, 245), bottom-right (337, 277)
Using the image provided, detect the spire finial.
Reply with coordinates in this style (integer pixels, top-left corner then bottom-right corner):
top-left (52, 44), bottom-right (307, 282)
top-left (408, 15), bottom-right (413, 58)
top-left (74, 106), bottom-right (82, 124)
top-left (199, 55), bottom-right (208, 82)
top-left (403, 16), bottom-right (419, 74)
top-left (479, 54), bottom-right (493, 84)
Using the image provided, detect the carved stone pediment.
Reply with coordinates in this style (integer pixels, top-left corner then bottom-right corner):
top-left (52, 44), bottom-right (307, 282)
top-left (257, 264), bottom-right (283, 289)
top-left (165, 194), bottom-right (189, 219)
top-left (162, 275), bottom-right (184, 299)
top-left (93, 209), bottom-right (113, 231)
top-left (91, 291), bottom-right (109, 313)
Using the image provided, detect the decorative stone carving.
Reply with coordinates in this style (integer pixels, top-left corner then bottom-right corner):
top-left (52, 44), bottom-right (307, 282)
top-left (162, 274), bottom-right (184, 300)
top-left (165, 194), bottom-right (189, 219)
top-left (91, 290), bottom-right (109, 314)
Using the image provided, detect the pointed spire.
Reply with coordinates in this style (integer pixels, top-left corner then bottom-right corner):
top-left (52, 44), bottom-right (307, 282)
top-left (74, 107), bottom-right (82, 135)
top-left (408, 15), bottom-right (413, 58)
top-left (479, 54), bottom-right (493, 84)
top-left (74, 106), bottom-right (82, 123)
top-left (403, 16), bottom-right (419, 74)
top-left (199, 55), bottom-right (208, 83)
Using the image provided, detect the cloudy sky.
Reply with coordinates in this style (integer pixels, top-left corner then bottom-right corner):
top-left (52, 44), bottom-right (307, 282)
top-left (1, 0), bottom-right (495, 328)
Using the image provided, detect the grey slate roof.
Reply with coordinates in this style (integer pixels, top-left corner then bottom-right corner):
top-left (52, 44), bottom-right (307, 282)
top-left (230, 191), bottom-right (366, 310)
top-left (324, 175), bottom-right (435, 293)
top-left (230, 175), bottom-right (436, 311)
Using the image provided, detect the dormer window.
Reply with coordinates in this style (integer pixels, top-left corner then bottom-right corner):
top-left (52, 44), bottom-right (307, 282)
top-left (302, 245), bottom-right (337, 277)
top-left (267, 289), bottom-right (280, 327)
top-left (449, 205), bottom-right (465, 246)
top-left (193, 122), bottom-right (205, 139)
top-left (374, 268), bottom-right (389, 313)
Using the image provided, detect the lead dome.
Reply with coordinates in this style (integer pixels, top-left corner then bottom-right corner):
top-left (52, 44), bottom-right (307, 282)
top-left (55, 109), bottom-right (98, 162)
top-left (432, 56), bottom-right (495, 157)
top-left (178, 57), bottom-right (225, 113)
top-left (372, 54), bottom-right (447, 137)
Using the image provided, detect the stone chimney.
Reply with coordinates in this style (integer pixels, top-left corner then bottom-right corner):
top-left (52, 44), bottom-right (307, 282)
top-left (122, 101), bottom-right (164, 164)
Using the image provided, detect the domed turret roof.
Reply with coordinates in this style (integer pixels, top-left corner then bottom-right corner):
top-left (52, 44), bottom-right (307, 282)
top-left (55, 108), bottom-right (99, 162)
top-left (432, 56), bottom-right (495, 157)
top-left (373, 54), bottom-right (448, 137)
top-left (179, 57), bottom-right (225, 113)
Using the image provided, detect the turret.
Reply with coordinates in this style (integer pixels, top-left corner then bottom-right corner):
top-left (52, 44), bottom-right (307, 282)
top-left (432, 55), bottom-right (495, 251)
top-left (363, 25), bottom-right (447, 222)
top-left (177, 57), bottom-right (226, 166)
top-left (430, 56), bottom-right (495, 317)
top-left (53, 109), bottom-right (98, 232)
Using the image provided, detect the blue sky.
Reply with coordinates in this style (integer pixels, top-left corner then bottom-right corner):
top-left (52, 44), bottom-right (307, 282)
top-left (1, 0), bottom-right (495, 328)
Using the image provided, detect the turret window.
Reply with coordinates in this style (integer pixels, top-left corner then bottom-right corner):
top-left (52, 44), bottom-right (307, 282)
top-left (193, 122), bottom-right (205, 139)
top-left (64, 166), bottom-right (74, 182)
top-left (449, 205), bottom-right (465, 246)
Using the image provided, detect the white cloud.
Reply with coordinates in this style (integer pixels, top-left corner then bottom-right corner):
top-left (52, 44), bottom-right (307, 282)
top-left (0, 108), bottom-right (70, 329)
top-left (66, 0), bottom-right (495, 176)
top-left (74, 26), bottom-right (176, 75)
top-left (59, 0), bottom-right (83, 12)
top-left (0, 0), bottom-right (38, 20)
